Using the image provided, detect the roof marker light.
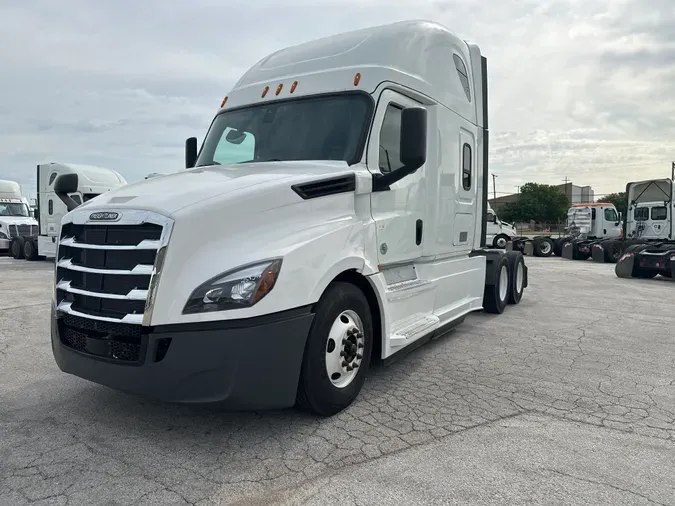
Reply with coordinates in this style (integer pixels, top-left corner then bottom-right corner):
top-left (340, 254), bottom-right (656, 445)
top-left (275, 83), bottom-right (283, 96)
top-left (262, 86), bottom-right (269, 98)
top-left (354, 73), bottom-right (361, 86)
top-left (290, 81), bottom-right (298, 93)
top-left (220, 96), bottom-right (228, 107)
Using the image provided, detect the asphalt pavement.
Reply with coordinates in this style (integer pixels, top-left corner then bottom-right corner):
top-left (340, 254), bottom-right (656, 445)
top-left (1, 255), bottom-right (673, 505)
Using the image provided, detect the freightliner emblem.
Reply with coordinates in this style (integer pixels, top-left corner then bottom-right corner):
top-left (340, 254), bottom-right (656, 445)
top-left (89, 211), bottom-right (121, 221)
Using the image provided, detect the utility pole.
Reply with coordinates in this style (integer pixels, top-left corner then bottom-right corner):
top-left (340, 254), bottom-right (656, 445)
top-left (515, 185), bottom-right (520, 194)
top-left (492, 173), bottom-right (498, 201)
top-left (671, 161), bottom-right (674, 181)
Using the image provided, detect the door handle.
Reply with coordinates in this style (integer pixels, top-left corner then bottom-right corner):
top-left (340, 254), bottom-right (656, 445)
top-left (416, 219), bottom-right (423, 245)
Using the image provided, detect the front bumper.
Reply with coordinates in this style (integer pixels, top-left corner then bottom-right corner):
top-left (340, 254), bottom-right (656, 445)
top-left (51, 304), bottom-right (314, 409)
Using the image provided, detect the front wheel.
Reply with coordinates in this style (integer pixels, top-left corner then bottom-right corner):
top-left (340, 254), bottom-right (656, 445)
top-left (296, 282), bottom-right (374, 417)
top-left (493, 234), bottom-right (509, 249)
top-left (10, 237), bottom-right (25, 259)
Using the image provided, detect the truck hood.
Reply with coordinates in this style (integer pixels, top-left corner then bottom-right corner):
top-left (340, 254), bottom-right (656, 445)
top-left (84, 160), bottom-right (355, 216)
top-left (0, 216), bottom-right (37, 225)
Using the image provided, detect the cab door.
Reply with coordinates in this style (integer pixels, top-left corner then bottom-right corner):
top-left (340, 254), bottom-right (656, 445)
top-left (367, 90), bottom-right (426, 267)
top-left (601, 206), bottom-right (622, 238)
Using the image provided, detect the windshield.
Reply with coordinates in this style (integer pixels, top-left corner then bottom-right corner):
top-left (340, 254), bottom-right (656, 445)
top-left (0, 202), bottom-right (29, 217)
top-left (195, 93), bottom-right (373, 167)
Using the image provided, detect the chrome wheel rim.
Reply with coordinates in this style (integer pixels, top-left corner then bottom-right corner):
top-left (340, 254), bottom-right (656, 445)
top-left (325, 310), bottom-right (365, 388)
top-left (499, 265), bottom-right (509, 302)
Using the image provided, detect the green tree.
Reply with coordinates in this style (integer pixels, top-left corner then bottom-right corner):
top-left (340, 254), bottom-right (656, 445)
top-left (600, 192), bottom-right (627, 220)
top-left (498, 183), bottom-right (569, 223)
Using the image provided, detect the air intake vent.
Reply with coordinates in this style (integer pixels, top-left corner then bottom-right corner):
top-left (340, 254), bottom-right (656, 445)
top-left (292, 174), bottom-right (356, 200)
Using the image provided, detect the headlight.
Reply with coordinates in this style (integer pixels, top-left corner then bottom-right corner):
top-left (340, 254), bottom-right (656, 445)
top-left (183, 258), bottom-right (283, 314)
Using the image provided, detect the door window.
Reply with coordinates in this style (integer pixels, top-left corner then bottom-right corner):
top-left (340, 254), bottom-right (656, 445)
top-left (378, 104), bottom-right (404, 173)
top-left (604, 208), bottom-right (618, 222)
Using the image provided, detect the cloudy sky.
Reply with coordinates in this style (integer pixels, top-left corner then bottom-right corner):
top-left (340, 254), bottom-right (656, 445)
top-left (1, 0), bottom-right (673, 200)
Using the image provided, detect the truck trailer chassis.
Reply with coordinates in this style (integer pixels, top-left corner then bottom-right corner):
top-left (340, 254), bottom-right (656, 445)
top-left (615, 242), bottom-right (675, 279)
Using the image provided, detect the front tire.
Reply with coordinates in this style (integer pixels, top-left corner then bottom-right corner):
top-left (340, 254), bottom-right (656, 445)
top-left (296, 282), bottom-right (374, 417)
top-left (10, 237), bottom-right (25, 259)
top-left (493, 234), bottom-right (509, 249)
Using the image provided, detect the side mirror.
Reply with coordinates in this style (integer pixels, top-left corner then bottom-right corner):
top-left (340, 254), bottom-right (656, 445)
top-left (493, 215), bottom-right (498, 224)
top-left (54, 173), bottom-right (80, 212)
top-left (372, 107), bottom-right (427, 191)
top-left (185, 137), bottom-right (198, 168)
top-left (400, 107), bottom-right (427, 171)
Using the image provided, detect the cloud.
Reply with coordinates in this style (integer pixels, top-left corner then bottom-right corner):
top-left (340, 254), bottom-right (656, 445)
top-left (0, 0), bottom-right (673, 199)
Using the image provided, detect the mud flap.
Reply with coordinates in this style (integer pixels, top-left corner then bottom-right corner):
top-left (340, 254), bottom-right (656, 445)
top-left (615, 251), bottom-right (635, 278)
top-left (591, 244), bottom-right (605, 263)
top-left (505, 242), bottom-right (513, 252)
top-left (561, 241), bottom-right (574, 259)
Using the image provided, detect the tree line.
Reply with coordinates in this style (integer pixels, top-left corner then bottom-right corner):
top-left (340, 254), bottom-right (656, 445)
top-left (496, 182), bottom-right (627, 224)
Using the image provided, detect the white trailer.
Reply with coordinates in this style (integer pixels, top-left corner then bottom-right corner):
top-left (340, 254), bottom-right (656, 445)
top-left (0, 179), bottom-right (38, 254)
top-left (9, 163), bottom-right (126, 260)
top-left (50, 20), bottom-right (529, 416)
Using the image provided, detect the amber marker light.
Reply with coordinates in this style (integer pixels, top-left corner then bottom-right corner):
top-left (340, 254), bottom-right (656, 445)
top-left (261, 86), bottom-right (270, 98)
top-left (354, 73), bottom-right (361, 86)
top-left (290, 81), bottom-right (298, 93)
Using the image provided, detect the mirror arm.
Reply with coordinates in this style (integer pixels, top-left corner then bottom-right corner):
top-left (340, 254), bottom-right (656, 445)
top-left (56, 194), bottom-right (80, 212)
top-left (372, 166), bottom-right (416, 192)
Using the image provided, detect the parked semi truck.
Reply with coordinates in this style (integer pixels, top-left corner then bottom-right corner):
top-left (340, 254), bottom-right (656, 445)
top-left (608, 178), bottom-right (675, 279)
top-left (50, 20), bottom-right (529, 416)
top-left (0, 179), bottom-right (38, 255)
top-left (485, 203), bottom-right (517, 248)
top-left (8, 163), bottom-right (126, 260)
top-left (506, 202), bottom-right (622, 259)
top-left (559, 202), bottom-right (623, 260)
top-left (591, 178), bottom-right (673, 266)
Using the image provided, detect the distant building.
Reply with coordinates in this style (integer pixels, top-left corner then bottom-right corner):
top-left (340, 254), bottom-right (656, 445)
top-left (489, 182), bottom-right (594, 211)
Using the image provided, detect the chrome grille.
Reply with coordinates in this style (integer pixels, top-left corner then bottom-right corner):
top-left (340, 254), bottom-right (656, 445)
top-left (8, 224), bottom-right (38, 237)
top-left (54, 211), bottom-right (171, 325)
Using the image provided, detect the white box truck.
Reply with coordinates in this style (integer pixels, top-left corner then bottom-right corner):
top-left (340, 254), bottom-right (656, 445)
top-left (0, 179), bottom-right (38, 255)
top-left (8, 163), bottom-right (127, 260)
top-left (50, 20), bottom-right (529, 416)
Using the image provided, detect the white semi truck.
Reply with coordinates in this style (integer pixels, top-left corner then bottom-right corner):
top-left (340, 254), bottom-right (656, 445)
top-left (8, 163), bottom-right (127, 260)
top-left (50, 20), bottom-right (529, 416)
top-left (0, 179), bottom-right (38, 255)
top-left (559, 202), bottom-right (623, 260)
top-left (486, 203), bottom-right (517, 248)
top-left (505, 202), bottom-right (623, 259)
top-left (608, 178), bottom-right (675, 278)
